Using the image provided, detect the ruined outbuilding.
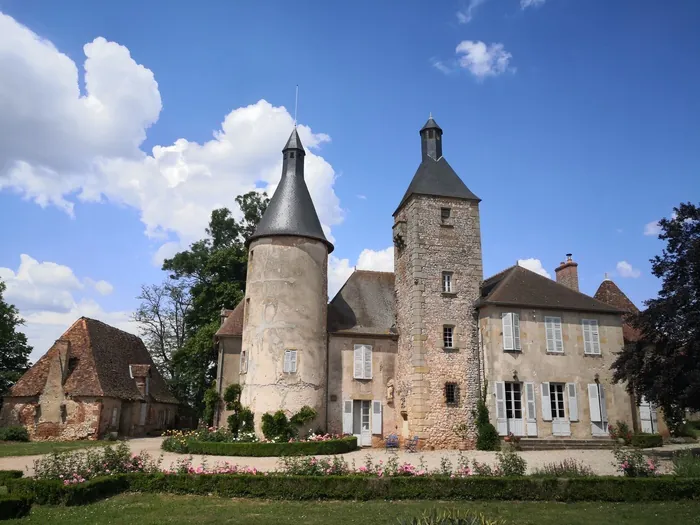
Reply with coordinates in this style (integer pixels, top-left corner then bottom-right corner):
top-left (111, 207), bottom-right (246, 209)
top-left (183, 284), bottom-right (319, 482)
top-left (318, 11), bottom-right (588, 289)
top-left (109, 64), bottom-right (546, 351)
top-left (0, 317), bottom-right (178, 440)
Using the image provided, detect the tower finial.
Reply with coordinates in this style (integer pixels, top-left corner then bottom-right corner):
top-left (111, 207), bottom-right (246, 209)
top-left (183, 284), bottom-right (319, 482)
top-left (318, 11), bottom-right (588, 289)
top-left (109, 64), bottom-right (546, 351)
top-left (429, 111), bottom-right (432, 119)
top-left (294, 85), bottom-right (299, 127)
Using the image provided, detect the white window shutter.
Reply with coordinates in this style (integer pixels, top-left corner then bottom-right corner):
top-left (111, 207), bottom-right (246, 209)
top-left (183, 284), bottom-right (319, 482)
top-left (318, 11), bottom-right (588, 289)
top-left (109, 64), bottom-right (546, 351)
top-left (583, 321), bottom-right (592, 354)
top-left (554, 318), bottom-right (563, 353)
top-left (591, 321), bottom-right (600, 355)
top-left (342, 400), bottom-right (353, 434)
top-left (588, 384), bottom-right (601, 422)
top-left (567, 383), bottom-right (579, 421)
top-left (599, 384), bottom-right (608, 422)
top-left (525, 382), bottom-right (537, 436)
top-left (545, 317), bottom-right (555, 352)
top-left (363, 346), bottom-right (373, 379)
top-left (541, 382), bottom-right (552, 421)
top-left (353, 346), bottom-right (363, 379)
top-left (502, 313), bottom-right (514, 350)
top-left (283, 350), bottom-right (291, 373)
top-left (495, 381), bottom-right (507, 435)
top-left (513, 314), bottom-right (521, 351)
top-left (639, 398), bottom-right (652, 433)
top-left (372, 400), bottom-right (382, 435)
top-left (290, 350), bottom-right (297, 373)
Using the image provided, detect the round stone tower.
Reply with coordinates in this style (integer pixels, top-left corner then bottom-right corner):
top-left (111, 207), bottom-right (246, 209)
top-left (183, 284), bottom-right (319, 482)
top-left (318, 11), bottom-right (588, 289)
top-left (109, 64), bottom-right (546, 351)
top-left (240, 128), bottom-right (333, 435)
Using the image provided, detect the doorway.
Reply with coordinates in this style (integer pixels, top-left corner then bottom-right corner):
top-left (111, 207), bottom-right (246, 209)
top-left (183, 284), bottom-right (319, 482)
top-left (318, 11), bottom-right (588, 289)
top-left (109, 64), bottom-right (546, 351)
top-left (505, 382), bottom-right (525, 436)
top-left (353, 400), bottom-right (372, 446)
top-left (550, 383), bottom-right (571, 436)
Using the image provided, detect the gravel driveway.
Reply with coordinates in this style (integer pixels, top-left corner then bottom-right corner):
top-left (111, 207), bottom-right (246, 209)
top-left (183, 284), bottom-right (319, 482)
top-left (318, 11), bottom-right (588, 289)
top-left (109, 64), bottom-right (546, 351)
top-left (2, 437), bottom-right (690, 477)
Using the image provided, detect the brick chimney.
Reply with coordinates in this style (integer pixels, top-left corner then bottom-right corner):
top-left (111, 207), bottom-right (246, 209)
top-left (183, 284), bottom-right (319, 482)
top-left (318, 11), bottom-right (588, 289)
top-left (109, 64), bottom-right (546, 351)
top-left (555, 253), bottom-right (579, 292)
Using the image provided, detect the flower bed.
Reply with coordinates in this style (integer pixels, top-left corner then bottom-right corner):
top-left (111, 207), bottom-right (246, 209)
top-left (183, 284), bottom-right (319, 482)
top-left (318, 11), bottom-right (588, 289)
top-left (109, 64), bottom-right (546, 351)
top-left (181, 436), bottom-right (358, 457)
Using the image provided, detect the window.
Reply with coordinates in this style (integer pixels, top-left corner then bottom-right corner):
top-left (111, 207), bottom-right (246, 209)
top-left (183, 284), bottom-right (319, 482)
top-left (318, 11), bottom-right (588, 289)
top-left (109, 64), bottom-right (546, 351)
top-left (290, 151), bottom-right (295, 159)
top-left (442, 272), bottom-right (453, 293)
top-left (111, 407), bottom-right (118, 427)
top-left (443, 326), bottom-right (454, 348)
top-left (353, 344), bottom-right (372, 379)
top-left (283, 349), bottom-right (298, 374)
top-left (545, 316), bottom-right (563, 353)
top-left (505, 382), bottom-right (522, 419)
top-left (445, 382), bottom-right (459, 405)
top-left (240, 349), bottom-right (248, 373)
top-left (441, 207), bottom-right (451, 220)
top-left (549, 383), bottom-right (566, 419)
top-left (582, 319), bottom-right (601, 355)
top-left (501, 313), bottom-right (521, 351)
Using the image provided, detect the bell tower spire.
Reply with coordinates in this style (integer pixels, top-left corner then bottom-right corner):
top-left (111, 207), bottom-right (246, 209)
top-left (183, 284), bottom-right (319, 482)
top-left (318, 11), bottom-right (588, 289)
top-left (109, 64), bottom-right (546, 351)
top-left (420, 114), bottom-right (443, 161)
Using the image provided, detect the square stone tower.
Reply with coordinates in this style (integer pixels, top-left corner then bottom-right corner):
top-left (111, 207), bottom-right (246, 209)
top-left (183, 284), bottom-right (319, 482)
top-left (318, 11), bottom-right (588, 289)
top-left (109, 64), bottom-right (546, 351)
top-left (392, 117), bottom-right (483, 448)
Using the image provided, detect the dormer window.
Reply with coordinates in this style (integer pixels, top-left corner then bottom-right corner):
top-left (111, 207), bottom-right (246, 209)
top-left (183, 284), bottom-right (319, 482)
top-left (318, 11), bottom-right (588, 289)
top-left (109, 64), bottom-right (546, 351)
top-left (441, 207), bottom-right (451, 220)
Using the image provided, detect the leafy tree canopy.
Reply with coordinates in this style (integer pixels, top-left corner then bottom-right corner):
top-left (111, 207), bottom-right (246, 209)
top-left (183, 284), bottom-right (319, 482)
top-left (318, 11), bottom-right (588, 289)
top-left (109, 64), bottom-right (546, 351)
top-left (0, 281), bottom-right (32, 396)
top-left (612, 202), bottom-right (700, 432)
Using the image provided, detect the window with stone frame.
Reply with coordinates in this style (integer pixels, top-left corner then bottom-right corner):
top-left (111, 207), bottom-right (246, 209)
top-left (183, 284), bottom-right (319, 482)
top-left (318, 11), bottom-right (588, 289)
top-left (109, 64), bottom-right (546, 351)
top-left (283, 349), bottom-right (298, 374)
top-left (442, 271), bottom-right (454, 293)
top-left (445, 382), bottom-right (460, 406)
top-left (441, 207), bottom-right (451, 220)
top-left (240, 349), bottom-right (248, 373)
top-left (443, 325), bottom-right (454, 348)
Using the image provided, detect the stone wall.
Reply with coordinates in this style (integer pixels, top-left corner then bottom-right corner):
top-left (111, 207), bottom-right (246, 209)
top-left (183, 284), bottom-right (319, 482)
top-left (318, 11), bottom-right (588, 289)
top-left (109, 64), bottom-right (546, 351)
top-left (1, 396), bottom-right (101, 440)
top-left (393, 195), bottom-right (483, 449)
top-left (240, 236), bottom-right (329, 435)
top-left (480, 305), bottom-right (635, 439)
top-left (327, 334), bottom-right (397, 443)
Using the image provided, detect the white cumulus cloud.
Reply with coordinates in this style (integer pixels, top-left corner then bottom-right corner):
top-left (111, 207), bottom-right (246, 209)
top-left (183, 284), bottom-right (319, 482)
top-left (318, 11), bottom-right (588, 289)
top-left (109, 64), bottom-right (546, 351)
top-left (644, 220), bottom-right (662, 236)
top-left (517, 258), bottom-right (551, 278)
top-left (0, 12), bottom-right (343, 259)
top-left (455, 40), bottom-right (514, 80)
top-left (328, 246), bottom-right (394, 298)
top-left (616, 261), bottom-right (641, 279)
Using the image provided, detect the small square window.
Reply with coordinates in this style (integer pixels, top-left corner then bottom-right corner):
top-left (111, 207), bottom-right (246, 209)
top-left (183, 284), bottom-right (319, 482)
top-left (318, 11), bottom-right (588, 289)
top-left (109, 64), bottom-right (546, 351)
top-left (442, 272), bottom-right (453, 293)
top-left (441, 207), bottom-right (451, 220)
top-left (443, 326), bottom-right (454, 348)
top-left (283, 349), bottom-right (298, 374)
top-left (445, 383), bottom-right (459, 405)
top-left (290, 151), bottom-right (295, 159)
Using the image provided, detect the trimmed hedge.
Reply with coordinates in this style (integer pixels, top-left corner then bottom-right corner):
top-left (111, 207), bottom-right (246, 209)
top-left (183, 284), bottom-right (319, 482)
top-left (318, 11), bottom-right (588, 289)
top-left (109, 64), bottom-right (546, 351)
top-left (0, 470), bottom-right (23, 484)
top-left (7, 473), bottom-right (700, 504)
top-left (0, 426), bottom-right (29, 442)
top-left (632, 433), bottom-right (663, 449)
top-left (181, 436), bottom-right (357, 457)
top-left (0, 495), bottom-right (32, 520)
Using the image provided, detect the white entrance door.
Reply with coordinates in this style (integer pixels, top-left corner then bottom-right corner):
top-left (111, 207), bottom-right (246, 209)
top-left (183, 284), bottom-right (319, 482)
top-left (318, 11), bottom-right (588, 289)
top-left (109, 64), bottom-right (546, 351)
top-left (639, 397), bottom-right (657, 433)
top-left (505, 382), bottom-right (525, 436)
top-left (353, 400), bottom-right (372, 446)
top-left (550, 383), bottom-right (571, 436)
top-left (588, 383), bottom-right (609, 436)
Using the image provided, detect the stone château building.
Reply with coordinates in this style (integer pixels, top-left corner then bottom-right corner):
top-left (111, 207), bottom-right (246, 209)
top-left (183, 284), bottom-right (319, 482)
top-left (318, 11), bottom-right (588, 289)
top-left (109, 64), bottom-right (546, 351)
top-left (216, 118), bottom-right (639, 448)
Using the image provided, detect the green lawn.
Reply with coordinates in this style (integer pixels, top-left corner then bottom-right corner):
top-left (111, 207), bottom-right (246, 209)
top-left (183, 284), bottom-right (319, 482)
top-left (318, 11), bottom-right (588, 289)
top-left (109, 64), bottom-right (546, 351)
top-left (4, 494), bottom-right (700, 524)
top-left (0, 440), bottom-right (111, 457)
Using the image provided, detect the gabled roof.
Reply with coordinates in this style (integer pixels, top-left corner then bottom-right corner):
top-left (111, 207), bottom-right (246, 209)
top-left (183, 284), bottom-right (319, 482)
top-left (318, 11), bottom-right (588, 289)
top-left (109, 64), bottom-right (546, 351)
top-left (394, 156), bottom-right (480, 215)
top-left (477, 265), bottom-right (623, 314)
top-left (9, 317), bottom-right (178, 404)
top-left (248, 128), bottom-right (333, 252)
top-left (594, 279), bottom-right (642, 342)
top-left (215, 301), bottom-right (244, 337)
top-left (328, 270), bottom-right (397, 336)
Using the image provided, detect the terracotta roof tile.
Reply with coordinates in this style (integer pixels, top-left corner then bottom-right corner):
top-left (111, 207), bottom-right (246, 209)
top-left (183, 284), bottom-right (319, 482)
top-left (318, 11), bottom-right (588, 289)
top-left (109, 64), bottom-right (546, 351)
top-left (594, 279), bottom-right (642, 342)
top-left (215, 301), bottom-right (244, 337)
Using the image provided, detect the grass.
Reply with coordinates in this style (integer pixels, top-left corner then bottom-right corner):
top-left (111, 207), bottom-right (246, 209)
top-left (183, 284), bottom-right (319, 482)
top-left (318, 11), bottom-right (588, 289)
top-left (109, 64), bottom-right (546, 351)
top-left (0, 440), bottom-right (112, 457)
top-left (3, 494), bottom-right (700, 525)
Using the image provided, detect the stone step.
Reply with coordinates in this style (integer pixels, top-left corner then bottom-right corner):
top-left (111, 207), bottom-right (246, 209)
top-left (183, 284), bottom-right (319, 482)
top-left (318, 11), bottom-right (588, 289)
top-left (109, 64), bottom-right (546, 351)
top-left (517, 439), bottom-right (616, 451)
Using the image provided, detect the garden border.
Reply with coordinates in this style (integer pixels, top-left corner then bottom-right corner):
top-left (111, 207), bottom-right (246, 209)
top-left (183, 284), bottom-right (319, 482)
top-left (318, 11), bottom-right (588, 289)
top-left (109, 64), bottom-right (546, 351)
top-left (164, 436), bottom-right (358, 457)
top-left (5, 473), bottom-right (700, 506)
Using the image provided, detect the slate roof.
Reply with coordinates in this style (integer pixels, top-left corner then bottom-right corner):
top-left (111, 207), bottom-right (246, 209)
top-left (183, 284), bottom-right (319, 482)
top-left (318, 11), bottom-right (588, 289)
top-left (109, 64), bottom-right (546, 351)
top-left (248, 128), bottom-right (333, 252)
top-left (215, 301), bottom-right (245, 337)
top-left (476, 265), bottom-right (623, 314)
top-left (420, 116), bottom-right (442, 132)
top-left (9, 317), bottom-right (178, 404)
top-left (328, 270), bottom-right (397, 336)
top-left (594, 279), bottom-right (642, 342)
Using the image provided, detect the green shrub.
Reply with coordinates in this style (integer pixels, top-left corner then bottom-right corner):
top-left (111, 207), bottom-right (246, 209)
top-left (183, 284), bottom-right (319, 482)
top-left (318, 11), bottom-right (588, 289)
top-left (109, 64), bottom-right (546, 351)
top-left (532, 459), bottom-right (595, 477)
top-left (672, 450), bottom-right (700, 477)
top-left (184, 436), bottom-right (357, 457)
top-left (202, 383), bottom-right (219, 427)
top-left (608, 421), bottom-right (633, 445)
top-left (613, 447), bottom-right (658, 477)
top-left (290, 405), bottom-right (317, 428)
top-left (0, 494), bottom-right (32, 520)
top-left (678, 423), bottom-right (698, 439)
top-left (496, 451), bottom-right (526, 476)
top-left (631, 433), bottom-right (663, 448)
top-left (222, 384), bottom-right (254, 437)
top-left (0, 426), bottom-right (29, 442)
top-left (397, 509), bottom-right (506, 525)
top-left (0, 470), bottom-right (24, 484)
top-left (261, 406), bottom-right (318, 442)
top-left (473, 386), bottom-right (500, 451)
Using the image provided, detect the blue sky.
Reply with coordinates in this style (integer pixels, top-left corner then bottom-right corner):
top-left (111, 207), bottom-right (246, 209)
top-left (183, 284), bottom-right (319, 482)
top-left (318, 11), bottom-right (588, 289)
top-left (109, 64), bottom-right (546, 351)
top-left (0, 0), bottom-right (698, 360)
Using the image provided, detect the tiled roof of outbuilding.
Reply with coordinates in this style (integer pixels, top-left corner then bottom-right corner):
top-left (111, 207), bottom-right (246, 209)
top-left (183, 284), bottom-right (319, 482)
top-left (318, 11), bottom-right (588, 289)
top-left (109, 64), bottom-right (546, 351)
top-left (215, 301), bottom-right (245, 337)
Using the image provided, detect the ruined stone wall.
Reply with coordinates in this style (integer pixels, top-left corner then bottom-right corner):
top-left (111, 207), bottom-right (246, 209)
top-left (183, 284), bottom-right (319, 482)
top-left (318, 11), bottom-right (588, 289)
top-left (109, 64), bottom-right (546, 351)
top-left (1, 396), bottom-right (102, 440)
top-left (327, 334), bottom-right (397, 443)
top-left (240, 236), bottom-right (328, 435)
top-left (393, 196), bottom-right (483, 449)
top-left (481, 305), bottom-right (635, 439)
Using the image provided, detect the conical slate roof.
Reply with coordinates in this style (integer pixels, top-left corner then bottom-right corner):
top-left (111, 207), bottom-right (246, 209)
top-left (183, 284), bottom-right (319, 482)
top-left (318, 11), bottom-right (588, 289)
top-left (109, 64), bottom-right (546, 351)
top-left (420, 116), bottom-right (442, 132)
top-left (248, 128), bottom-right (333, 252)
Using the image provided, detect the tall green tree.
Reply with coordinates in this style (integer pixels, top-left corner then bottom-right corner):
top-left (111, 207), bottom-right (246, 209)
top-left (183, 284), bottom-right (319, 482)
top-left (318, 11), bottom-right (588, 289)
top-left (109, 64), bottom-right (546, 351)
top-left (612, 202), bottom-right (700, 433)
top-left (159, 191), bottom-right (269, 412)
top-left (0, 281), bottom-right (32, 396)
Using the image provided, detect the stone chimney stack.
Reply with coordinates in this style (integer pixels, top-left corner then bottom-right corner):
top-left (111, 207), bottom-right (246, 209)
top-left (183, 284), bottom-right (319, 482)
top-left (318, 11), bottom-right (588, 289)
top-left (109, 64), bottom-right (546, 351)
top-left (555, 253), bottom-right (579, 292)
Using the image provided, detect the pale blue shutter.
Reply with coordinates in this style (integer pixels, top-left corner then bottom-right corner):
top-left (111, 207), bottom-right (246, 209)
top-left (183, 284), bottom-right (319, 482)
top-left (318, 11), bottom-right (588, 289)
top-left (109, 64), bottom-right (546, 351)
top-left (567, 383), bottom-right (579, 421)
top-left (372, 400), bottom-right (382, 435)
top-left (541, 383), bottom-right (552, 421)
